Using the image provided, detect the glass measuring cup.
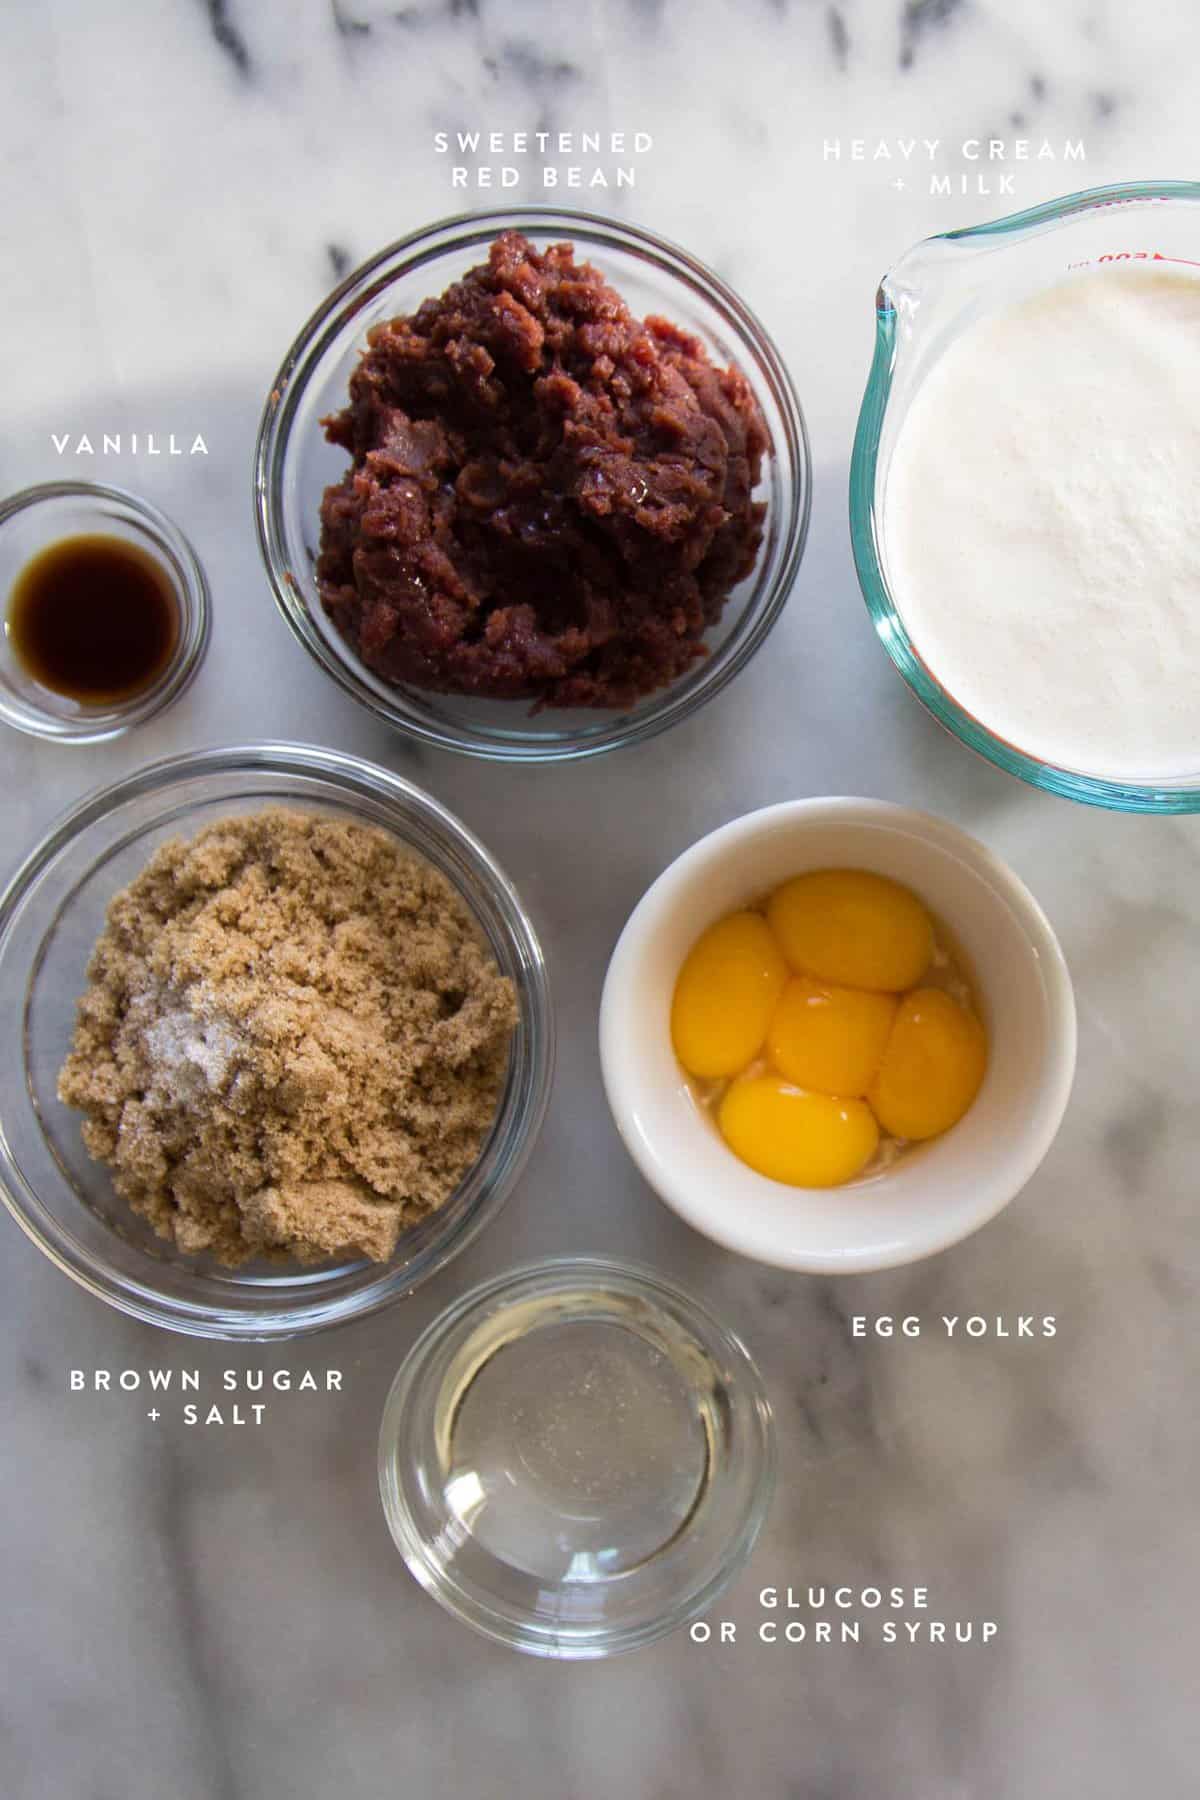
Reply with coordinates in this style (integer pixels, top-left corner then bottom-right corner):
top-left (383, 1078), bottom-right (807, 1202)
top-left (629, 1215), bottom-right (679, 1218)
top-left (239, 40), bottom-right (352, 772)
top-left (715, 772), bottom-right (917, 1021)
top-left (850, 180), bottom-right (1200, 813)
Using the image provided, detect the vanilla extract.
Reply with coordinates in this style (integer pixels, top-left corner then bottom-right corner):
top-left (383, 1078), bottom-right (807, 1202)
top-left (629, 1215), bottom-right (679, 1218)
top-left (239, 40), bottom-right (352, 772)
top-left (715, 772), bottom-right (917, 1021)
top-left (8, 534), bottom-right (179, 704)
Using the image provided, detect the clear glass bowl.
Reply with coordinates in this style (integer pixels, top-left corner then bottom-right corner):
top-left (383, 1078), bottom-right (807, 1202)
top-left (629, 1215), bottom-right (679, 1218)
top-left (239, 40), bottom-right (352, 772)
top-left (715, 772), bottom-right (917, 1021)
top-left (0, 482), bottom-right (210, 743)
top-left (378, 1257), bottom-right (775, 1658)
top-left (0, 744), bottom-right (554, 1339)
top-left (255, 207), bottom-right (810, 763)
top-left (850, 180), bottom-right (1200, 813)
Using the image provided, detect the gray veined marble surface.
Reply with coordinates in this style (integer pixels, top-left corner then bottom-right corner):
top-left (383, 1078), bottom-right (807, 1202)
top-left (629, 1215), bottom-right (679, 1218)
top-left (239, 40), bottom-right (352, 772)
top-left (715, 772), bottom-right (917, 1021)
top-left (4, 3), bottom-right (1200, 1796)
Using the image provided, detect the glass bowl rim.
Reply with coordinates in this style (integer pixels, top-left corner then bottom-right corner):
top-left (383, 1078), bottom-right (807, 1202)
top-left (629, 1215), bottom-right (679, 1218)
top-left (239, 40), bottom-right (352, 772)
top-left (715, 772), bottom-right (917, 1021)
top-left (254, 204), bottom-right (811, 764)
top-left (850, 178), bottom-right (1200, 814)
top-left (0, 479), bottom-right (211, 745)
top-left (0, 740), bottom-right (555, 1339)
top-left (377, 1252), bottom-right (777, 1658)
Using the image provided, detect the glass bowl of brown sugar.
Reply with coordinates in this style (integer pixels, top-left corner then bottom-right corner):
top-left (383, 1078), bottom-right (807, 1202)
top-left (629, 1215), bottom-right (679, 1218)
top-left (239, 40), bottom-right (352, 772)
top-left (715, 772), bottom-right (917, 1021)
top-left (0, 743), bottom-right (554, 1338)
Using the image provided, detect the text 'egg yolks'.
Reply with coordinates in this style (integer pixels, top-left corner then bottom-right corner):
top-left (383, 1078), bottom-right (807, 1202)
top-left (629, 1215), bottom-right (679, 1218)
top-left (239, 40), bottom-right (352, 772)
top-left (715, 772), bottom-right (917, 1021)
top-left (766, 869), bottom-right (934, 992)
top-left (671, 911), bottom-right (788, 1079)
top-left (766, 977), bottom-right (898, 1098)
top-left (869, 987), bottom-right (987, 1140)
top-left (718, 1076), bottom-right (880, 1187)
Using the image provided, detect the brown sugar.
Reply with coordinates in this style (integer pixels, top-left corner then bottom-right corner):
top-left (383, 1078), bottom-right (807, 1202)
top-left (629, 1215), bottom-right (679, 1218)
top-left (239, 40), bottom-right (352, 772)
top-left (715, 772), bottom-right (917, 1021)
top-left (56, 808), bottom-right (518, 1267)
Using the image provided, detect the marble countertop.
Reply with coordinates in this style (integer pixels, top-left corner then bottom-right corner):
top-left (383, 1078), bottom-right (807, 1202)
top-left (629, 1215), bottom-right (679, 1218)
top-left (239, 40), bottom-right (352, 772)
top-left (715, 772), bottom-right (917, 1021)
top-left (5, 3), bottom-right (1200, 1796)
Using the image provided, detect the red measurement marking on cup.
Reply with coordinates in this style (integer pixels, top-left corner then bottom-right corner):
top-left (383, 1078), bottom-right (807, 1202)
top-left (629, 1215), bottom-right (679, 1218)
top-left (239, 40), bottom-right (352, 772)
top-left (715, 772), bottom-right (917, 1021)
top-left (1083, 196), bottom-right (1167, 211)
top-left (1067, 250), bottom-right (1200, 270)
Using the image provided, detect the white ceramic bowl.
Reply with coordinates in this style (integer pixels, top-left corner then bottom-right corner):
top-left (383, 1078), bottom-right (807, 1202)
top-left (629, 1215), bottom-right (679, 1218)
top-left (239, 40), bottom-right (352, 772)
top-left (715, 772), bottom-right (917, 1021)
top-left (599, 799), bottom-right (1076, 1273)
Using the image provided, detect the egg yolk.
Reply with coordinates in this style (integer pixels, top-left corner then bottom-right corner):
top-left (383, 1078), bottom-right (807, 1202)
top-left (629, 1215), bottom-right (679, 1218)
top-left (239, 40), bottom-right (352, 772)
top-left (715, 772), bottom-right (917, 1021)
top-left (671, 911), bottom-right (788, 1079)
top-left (869, 987), bottom-right (987, 1140)
top-left (718, 1076), bottom-right (880, 1187)
top-left (766, 869), bottom-right (934, 992)
top-left (766, 976), bottom-right (897, 1098)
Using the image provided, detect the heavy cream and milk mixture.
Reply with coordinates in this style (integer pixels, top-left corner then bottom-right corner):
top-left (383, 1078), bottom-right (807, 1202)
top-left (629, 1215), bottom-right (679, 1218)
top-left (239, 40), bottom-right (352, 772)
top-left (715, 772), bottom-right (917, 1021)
top-left (883, 265), bottom-right (1200, 779)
